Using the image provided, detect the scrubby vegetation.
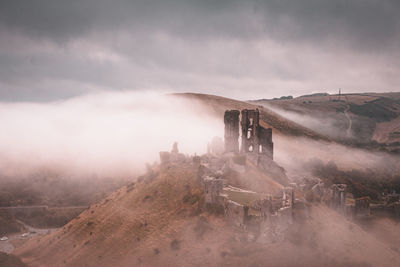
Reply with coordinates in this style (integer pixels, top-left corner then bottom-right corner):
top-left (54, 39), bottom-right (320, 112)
top-left (349, 98), bottom-right (400, 122)
top-left (0, 170), bottom-right (131, 231)
top-left (0, 170), bottom-right (130, 207)
top-left (0, 210), bottom-right (24, 235)
top-left (0, 252), bottom-right (27, 267)
top-left (308, 160), bottom-right (400, 201)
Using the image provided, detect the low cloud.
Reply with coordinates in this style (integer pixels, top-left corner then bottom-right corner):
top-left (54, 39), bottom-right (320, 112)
top-left (0, 92), bottom-right (222, 176)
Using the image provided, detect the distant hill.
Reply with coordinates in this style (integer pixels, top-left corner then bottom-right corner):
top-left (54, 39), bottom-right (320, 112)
top-left (251, 92), bottom-right (400, 153)
top-left (173, 93), bottom-right (331, 141)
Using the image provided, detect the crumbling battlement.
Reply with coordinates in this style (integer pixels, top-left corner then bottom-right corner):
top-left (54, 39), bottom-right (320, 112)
top-left (223, 109), bottom-right (273, 159)
top-left (159, 142), bottom-right (187, 165)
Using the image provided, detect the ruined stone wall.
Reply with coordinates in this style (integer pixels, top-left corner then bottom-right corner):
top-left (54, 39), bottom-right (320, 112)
top-left (258, 206), bottom-right (293, 244)
top-left (241, 109), bottom-right (260, 153)
top-left (282, 187), bottom-right (295, 207)
top-left (253, 197), bottom-right (273, 218)
top-left (225, 200), bottom-right (246, 227)
top-left (202, 173), bottom-right (295, 245)
top-left (223, 108), bottom-right (274, 159)
top-left (224, 110), bottom-right (240, 153)
top-left (159, 143), bottom-right (186, 165)
top-left (203, 177), bottom-right (224, 204)
top-left (257, 188), bottom-right (294, 243)
top-left (258, 127), bottom-right (273, 159)
top-left (240, 109), bottom-right (273, 159)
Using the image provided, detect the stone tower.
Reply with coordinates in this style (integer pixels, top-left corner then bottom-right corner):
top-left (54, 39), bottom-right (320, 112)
top-left (224, 108), bottom-right (273, 159)
top-left (241, 109), bottom-right (260, 153)
top-left (241, 109), bottom-right (273, 159)
top-left (224, 110), bottom-right (240, 153)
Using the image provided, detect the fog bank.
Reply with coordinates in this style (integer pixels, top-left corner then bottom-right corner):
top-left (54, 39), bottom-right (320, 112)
top-left (0, 92), bottom-right (222, 177)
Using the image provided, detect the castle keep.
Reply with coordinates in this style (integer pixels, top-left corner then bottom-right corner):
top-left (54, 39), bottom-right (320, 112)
top-left (224, 110), bottom-right (240, 153)
top-left (224, 109), bottom-right (273, 159)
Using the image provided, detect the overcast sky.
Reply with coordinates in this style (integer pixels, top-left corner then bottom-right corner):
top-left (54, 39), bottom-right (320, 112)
top-left (0, 0), bottom-right (399, 101)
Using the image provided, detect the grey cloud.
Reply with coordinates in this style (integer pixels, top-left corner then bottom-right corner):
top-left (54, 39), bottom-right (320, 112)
top-left (0, 0), bottom-right (399, 47)
top-left (255, 0), bottom-right (400, 50)
top-left (0, 0), bottom-right (399, 101)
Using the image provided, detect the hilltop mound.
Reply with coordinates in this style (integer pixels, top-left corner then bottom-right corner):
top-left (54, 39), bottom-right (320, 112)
top-left (15, 159), bottom-right (400, 267)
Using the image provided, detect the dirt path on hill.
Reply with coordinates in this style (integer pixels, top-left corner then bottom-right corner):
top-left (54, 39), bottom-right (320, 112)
top-left (344, 104), bottom-right (352, 137)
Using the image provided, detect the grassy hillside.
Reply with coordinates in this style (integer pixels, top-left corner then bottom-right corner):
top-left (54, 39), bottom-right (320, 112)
top-left (174, 93), bottom-right (331, 141)
top-left (15, 161), bottom-right (400, 267)
top-left (252, 92), bottom-right (400, 152)
top-left (0, 210), bottom-right (24, 235)
top-left (0, 252), bottom-right (27, 267)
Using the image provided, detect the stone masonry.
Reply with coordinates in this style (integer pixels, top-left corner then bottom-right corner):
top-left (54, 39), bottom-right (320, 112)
top-left (224, 110), bottom-right (240, 153)
top-left (223, 108), bottom-right (274, 159)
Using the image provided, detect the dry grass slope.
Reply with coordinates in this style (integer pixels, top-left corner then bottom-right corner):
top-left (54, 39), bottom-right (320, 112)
top-left (173, 93), bottom-right (331, 141)
top-left (14, 161), bottom-right (400, 267)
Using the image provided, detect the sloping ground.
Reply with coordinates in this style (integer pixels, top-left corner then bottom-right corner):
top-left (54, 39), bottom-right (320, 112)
top-left (15, 162), bottom-right (400, 267)
top-left (0, 210), bottom-right (24, 236)
top-left (0, 252), bottom-right (27, 267)
top-left (15, 163), bottom-right (203, 267)
top-left (252, 92), bottom-right (400, 146)
top-left (373, 116), bottom-right (400, 144)
top-left (357, 216), bottom-right (400, 251)
top-left (173, 93), bottom-right (330, 141)
top-left (219, 157), bottom-right (286, 194)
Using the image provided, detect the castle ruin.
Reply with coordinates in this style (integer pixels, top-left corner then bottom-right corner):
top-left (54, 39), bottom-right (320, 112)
top-left (224, 108), bottom-right (273, 160)
top-left (224, 110), bottom-right (240, 153)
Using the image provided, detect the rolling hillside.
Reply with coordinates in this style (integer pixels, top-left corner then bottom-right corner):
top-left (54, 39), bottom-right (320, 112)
top-left (15, 161), bottom-right (400, 267)
top-left (173, 93), bottom-right (331, 141)
top-left (251, 92), bottom-right (400, 152)
top-left (11, 92), bottom-right (400, 267)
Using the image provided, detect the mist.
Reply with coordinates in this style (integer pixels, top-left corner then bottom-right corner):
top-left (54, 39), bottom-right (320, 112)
top-left (0, 91), bottom-right (222, 177)
top-left (273, 134), bottom-right (400, 179)
top-left (260, 102), bottom-right (351, 140)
